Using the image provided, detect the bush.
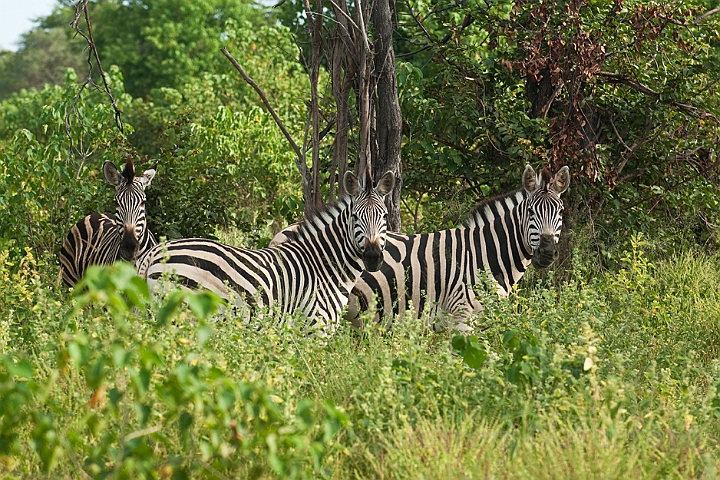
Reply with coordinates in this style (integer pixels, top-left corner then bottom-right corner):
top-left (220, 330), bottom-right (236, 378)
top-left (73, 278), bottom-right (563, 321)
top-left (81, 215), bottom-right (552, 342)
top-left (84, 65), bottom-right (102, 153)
top-left (2, 237), bottom-right (720, 478)
top-left (0, 67), bottom-right (134, 263)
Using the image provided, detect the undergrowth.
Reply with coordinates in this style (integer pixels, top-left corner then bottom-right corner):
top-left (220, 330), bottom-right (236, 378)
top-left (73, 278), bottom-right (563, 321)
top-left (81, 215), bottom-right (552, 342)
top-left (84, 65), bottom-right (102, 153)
top-left (1, 235), bottom-right (719, 478)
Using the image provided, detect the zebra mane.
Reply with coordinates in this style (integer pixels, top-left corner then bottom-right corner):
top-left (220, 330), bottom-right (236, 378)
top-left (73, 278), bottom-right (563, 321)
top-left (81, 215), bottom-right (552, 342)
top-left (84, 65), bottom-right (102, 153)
top-left (290, 195), bottom-right (353, 241)
top-left (121, 158), bottom-right (135, 183)
top-left (462, 189), bottom-right (528, 229)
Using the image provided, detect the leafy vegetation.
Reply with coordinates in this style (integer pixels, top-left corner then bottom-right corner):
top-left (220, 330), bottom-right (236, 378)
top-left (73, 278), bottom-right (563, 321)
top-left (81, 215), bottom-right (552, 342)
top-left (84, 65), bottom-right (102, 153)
top-left (391, 0), bottom-right (720, 236)
top-left (1, 234), bottom-right (719, 478)
top-left (1, 0), bottom-right (720, 477)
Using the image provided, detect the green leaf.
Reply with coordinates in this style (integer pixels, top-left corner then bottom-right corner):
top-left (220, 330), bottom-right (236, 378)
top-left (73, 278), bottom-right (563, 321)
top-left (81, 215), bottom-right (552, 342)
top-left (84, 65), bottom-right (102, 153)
top-left (179, 411), bottom-right (193, 432)
top-left (156, 290), bottom-right (186, 326)
top-left (86, 357), bottom-right (107, 390)
top-left (196, 325), bottom-right (214, 348)
top-left (451, 334), bottom-right (468, 352)
top-left (186, 290), bottom-right (221, 320)
top-left (463, 343), bottom-right (487, 370)
top-left (1, 356), bottom-right (33, 380)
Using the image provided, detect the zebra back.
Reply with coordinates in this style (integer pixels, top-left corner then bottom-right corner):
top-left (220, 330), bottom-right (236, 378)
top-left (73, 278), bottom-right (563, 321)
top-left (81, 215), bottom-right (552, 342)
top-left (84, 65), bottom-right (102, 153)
top-left (137, 170), bottom-right (395, 336)
top-left (59, 158), bottom-right (157, 287)
top-left (346, 165), bottom-right (570, 330)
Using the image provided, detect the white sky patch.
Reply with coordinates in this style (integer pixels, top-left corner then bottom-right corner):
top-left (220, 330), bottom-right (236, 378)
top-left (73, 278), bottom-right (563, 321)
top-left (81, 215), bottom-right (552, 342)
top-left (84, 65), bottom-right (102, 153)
top-left (0, 0), bottom-right (59, 52)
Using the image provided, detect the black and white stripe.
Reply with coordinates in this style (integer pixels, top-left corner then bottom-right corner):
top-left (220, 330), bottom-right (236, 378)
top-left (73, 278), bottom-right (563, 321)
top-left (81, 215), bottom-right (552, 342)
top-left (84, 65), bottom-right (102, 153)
top-left (59, 159), bottom-right (156, 287)
top-left (351, 165), bottom-right (570, 330)
top-left (272, 165), bottom-right (570, 331)
top-left (136, 170), bottom-right (395, 336)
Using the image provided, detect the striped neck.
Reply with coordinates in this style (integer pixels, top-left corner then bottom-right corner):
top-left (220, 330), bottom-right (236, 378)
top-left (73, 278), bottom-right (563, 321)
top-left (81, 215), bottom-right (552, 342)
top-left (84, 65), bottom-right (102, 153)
top-left (463, 189), bottom-right (534, 294)
top-left (287, 196), bottom-right (364, 285)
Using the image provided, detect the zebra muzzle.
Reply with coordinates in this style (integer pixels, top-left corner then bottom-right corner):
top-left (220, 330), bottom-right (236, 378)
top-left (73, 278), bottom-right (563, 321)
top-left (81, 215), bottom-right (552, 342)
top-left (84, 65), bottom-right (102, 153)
top-left (119, 225), bottom-right (140, 261)
top-left (532, 234), bottom-right (557, 269)
top-left (361, 242), bottom-right (384, 272)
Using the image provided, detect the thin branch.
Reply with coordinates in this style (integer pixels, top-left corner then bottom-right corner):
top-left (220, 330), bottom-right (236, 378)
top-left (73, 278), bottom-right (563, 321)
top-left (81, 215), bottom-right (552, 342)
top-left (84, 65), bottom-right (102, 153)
top-left (124, 425), bottom-right (162, 442)
top-left (69, 0), bottom-right (124, 137)
top-left (356, 0), bottom-right (371, 54)
top-left (598, 71), bottom-right (718, 121)
top-left (440, 14), bottom-right (475, 46)
top-left (693, 7), bottom-right (720, 24)
top-left (396, 44), bottom-right (434, 58)
top-left (220, 48), bottom-right (303, 162)
top-left (327, 0), bottom-right (361, 35)
top-left (404, 0), bottom-right (435, 44)
top-left (540, 83), bottom-right (563, 119)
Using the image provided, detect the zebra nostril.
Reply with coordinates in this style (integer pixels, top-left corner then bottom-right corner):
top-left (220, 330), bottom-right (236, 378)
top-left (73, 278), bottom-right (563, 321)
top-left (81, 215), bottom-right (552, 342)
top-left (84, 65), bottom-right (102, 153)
top-left (362, 242), bottom-right (384, 272)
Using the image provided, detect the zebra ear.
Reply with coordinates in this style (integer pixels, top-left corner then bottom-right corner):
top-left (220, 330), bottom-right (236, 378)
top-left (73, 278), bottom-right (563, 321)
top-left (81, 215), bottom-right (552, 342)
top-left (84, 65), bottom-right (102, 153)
top-left (522, 165), bottom-right (538, 193)
top-left (375, 171), bottom-right (395, 197)
top-left (139, 167), bottom-right (157, 188)
top-left (552, 166), bottom-right (570, 195)
top-left (344, 171), bottom-right (360, 196)
top-left (103, 161), bottom-right (124, 187)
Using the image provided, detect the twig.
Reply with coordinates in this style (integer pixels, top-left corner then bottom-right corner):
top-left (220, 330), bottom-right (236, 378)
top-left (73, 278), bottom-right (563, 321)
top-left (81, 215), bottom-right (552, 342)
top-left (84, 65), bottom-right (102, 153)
top-left (598, 71), bottom-right (718, 121)
top-left (327, 0), bottom-right (361, 36)
top-left (693, 7), bottom-right (720, 24)
top-left (68, 0), bottom-right (125, 141)
top-left (220, 48), bottom-right (303, 162)
top-left (356, 0), bottom-right (371, 54)
top-left (404, 0), bottom-right (435, 45)
top-left (124, 424), bottom-right (162, 442)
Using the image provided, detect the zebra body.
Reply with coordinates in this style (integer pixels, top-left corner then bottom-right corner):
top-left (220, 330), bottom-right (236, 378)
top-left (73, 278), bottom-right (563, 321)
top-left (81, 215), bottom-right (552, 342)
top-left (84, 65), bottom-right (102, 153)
top-left (136, 171), bottom-right (395, 336)
top-left (272, 165), bottom-right (570, 331)
top-left (353, 165), bottom-right (570, 330)
top-left (59, 159), bottom-right (156, 287)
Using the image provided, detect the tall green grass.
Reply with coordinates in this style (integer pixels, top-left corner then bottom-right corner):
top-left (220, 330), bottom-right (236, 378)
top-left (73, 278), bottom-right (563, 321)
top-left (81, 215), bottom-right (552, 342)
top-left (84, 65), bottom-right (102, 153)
top-left (1, 235), bottom-right (719, 478)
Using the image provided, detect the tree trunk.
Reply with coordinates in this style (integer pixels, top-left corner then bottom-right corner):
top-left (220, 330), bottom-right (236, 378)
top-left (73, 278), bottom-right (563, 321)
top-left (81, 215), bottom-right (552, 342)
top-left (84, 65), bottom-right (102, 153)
top-left (372, 0), bottom-right (403, 231)
top-left (328, 1), bottom-right (352, 200)
top-left (304, 0), bottom-right (324, 215)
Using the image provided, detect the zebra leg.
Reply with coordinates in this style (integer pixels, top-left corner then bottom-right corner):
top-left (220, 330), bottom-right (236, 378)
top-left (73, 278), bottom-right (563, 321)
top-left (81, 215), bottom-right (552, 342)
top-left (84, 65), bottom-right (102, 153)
top-left (431, 307), bottom-right (473, 333)
top-left (430, 282), bottom-right (477, 333)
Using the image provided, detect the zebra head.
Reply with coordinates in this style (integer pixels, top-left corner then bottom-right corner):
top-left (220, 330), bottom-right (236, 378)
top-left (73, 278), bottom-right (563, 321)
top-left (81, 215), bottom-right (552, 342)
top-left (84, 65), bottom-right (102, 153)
top-left (102, 158), bottom-right (156, 262)
top-left (343, 169), bottom-right (396, 272)
top-left (522, 165), bottom-right (570, 269)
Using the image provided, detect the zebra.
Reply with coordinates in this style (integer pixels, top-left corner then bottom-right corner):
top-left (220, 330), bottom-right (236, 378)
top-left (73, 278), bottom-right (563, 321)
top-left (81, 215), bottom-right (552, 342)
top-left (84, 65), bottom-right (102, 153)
top-left (272, 165), bottom-right (570, 332)
top-left (59, 158), bottom-right (157, 287)
top-left (136, 170), bottom-right (395, 337)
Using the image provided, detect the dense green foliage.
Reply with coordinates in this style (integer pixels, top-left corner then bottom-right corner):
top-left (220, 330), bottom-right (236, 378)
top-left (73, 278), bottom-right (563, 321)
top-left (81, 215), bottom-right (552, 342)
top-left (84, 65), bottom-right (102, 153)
top-left (1, 0), bottom-right (720, 477)
top-left (0, 1), bottom-right (306, 251)
top-left (0, 68), bottom-right (132, 257)
top-left (0, 26), bottom-right (86, 98)
top-left (1, 235), bottom-right (719, 477)
top-left (392, 0), bottom-right (720, 235)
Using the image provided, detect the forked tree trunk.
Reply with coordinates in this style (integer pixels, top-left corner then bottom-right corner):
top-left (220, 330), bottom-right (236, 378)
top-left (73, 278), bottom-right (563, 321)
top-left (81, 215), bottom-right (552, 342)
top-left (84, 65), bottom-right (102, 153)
top-left (371, 0), bottom-right (403, 231)
top-left (229, 0), bottom-right (403, 225)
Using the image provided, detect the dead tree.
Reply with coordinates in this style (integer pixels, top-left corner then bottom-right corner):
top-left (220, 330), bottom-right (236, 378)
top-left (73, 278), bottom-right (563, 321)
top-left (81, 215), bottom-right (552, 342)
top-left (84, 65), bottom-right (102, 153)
top-left (224, 0), bottom-right (404, 230)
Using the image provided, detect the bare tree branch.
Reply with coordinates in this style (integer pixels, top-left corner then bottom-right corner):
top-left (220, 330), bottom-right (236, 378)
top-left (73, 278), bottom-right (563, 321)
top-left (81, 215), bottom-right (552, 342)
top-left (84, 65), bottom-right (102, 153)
top-left (67, 0), bottom-right (125, 151)
top-left (308, 0), bottom-right (324, 211)
top-left (598, 71), bottom-right (718, 121)
top-left (329, 0), bottom-right (356, 199)
top-left (355, 0), bottom-right (371, 54)
top-left (220, 48), bottom-right (303, 159)
top-left (356, 0), bottom-right (373, 177)
top-left (693, 7), bottom-right (720, 24)
top-left (327, 0), bottom-right (361, 35)
top-left (221, 47), bottom-right (313, 208)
